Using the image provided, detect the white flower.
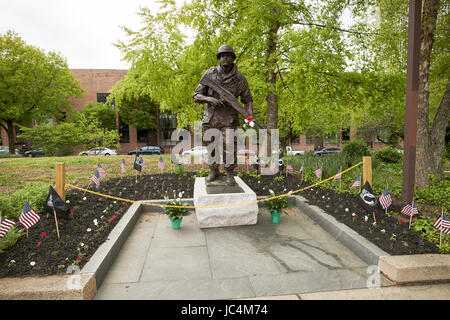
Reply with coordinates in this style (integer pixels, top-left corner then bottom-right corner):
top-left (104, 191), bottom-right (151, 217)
top-left (381, 229), bottom-right (386, 233)
top-left (352, 213), bottom-right (356, 217)
top-left (93, 219), bottom-right (98, 226)
top-left (288, 190), bottom-right (293, 195)
top-left (10, 260), bottom-right (15, 264)
top-left (345, 208), bottom-right (349, 212)
top-left (269, 189), bottom-right (274, 195)
top-left (66, 200), bottom-right (70, 204)
top-left (322, 196), bottom-right (325, 199)
top-left (103, 209), bottom-right (107, 213)
top-left (364, 216), bottom-right (369, 222)
top-left (80, 242), bottom-right (85, 247)
top-left (87, 228), bottom-right (91, 232)
top-left (30, 261), bottom-right (35, 266)
top-left (178, 192), bottom-right (183, 198)
top-left (391, 233), bottom-right (397, 238)
top-left (372, 222), bottom-right (377, 226)
top-left (113, 201), bottom-right (117, 204)
top-left (82, 197), bottom-right (87, 201)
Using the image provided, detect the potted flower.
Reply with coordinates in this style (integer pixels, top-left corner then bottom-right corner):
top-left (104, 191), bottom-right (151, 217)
top-left (162, 197), bottom-right (191, 229)
top-left (265, 189), bottom-right (290, 223)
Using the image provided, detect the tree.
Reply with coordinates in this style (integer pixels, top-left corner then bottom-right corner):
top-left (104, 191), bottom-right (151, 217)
top-left (0, 30), bottom-right (84, 154)
top-left (71, 102), bottom-right (117, 131)
top-left (348, 0), bottom-right (450, 187)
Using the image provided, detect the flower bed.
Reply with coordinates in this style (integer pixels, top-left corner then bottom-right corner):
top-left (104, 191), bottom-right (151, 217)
top-left (0, 171), bottom-right (440, 279)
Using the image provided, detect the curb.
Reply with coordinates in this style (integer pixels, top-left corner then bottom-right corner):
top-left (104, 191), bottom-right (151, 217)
top-left (292, 195), bottom-right (390, 266)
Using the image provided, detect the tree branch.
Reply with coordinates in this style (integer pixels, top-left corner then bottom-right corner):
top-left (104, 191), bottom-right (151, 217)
top-left (291, 20), bottom-right (376, 36)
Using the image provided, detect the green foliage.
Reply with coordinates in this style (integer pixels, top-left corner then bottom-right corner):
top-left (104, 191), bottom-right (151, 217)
top-left (0, 182), bottom-right (49, 219)
top-left (72, 102), bottom-right (117, 131)
top-left (173, 164), bottom-right (187, 176)
top-left (342, 140), bottom-right (371, 159)
top-left (412, 216), bottom-right (449, 254)
top-left (374, 146), bottom-right (402, 164)
top-left (193, 168), bottom-right (210, 178)
top-left (414, 175), bottom-right (450, 209)
top-left (0, 30), bottom-right (84, 151)
top-left (162, 198), bottom-right (192, 221)
top-left (265, 190), bottom-right (290, 214)
top-left (0, 226), bottom-right (24, 254)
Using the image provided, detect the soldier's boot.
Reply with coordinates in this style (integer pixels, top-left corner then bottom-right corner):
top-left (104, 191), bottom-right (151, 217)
top-left (225, 170), bottom-right (236, 185)
top-left (206, 167), bottom-right (219, 183)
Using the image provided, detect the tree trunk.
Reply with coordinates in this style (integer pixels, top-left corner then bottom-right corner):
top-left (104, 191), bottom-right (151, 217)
top-left (6, 120), bottom-right (15, 154)
top-left (415, 0), bottom-right (440, 187)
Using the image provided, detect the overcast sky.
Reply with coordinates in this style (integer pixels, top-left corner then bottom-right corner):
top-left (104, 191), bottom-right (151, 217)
top-left (0, 0), bottom-right (164, 69)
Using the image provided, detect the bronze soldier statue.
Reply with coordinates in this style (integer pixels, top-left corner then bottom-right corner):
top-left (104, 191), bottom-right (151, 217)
top-left (193, 44), bottom-right (253, 185)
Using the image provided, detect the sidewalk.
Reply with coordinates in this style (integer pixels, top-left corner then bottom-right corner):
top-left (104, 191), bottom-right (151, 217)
top-left (95, 206), bottom-right (400, 300)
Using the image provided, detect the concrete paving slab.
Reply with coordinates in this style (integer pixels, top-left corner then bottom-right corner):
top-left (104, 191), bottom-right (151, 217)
top-left (102, 216), bottom-right (157, 284)
top-left (151, 211), bottom-right (206, 248)
top-left (299, 283), bottom-right (450, 300)
top-left (95, 277), bottom-right (256, 300)
top-left (140, 246), bottom-right (211, 281)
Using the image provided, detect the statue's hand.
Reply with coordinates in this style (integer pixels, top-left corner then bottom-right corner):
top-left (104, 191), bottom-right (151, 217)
top-left (209, 97), bottom-right (224, 108)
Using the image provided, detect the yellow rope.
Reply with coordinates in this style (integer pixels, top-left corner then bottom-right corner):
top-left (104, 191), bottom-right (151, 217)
top-left (65, 162), bottom-right (363, 209)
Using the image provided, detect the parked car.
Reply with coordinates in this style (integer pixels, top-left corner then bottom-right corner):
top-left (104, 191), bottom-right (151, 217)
top-left (182, 146), bottom-right (208, 157)
top-left (24, 147), bottom-right (45, 157)
top-left (313, 147), bottom-right (341, 156)
top-left (79, 147), bottom-right (118, 156)
top-left (0, 146), bottom-right (21, 155)
top-left (128, 146), bottom-right (163, 156)
top-left (237, 149), bottom-right (256, 156)
top-left (286, 146), bottom-right (305, 156)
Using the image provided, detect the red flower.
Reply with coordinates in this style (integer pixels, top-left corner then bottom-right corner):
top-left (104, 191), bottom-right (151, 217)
top-left (399, 218), bottom-right (404, 222)
top-left (41, 232), bottom-right (46, 237)
top-left (70, 209), bottom-right (75, 213)
top-left (36, 242), bottom-right (41, 247)
top-left (77, 257), bottom-right (82, 260)
top-left (88, 238), bottom-right (92, 241)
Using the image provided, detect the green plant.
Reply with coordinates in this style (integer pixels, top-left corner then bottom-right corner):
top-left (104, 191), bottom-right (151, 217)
top-left (414, 175), bottom-right (450, 209)
top-left (412, 216), bottom-right (450, 254)
top-left (342, 140), bottom-right (371, 159)
top-left (273, 175), bottom-right (285, 182)
top-left (0, 182), bottom-right (49, 219)
top-left (162, 198), bottom-right (192, 221)
top-left (374, 146), bottom-right (402, 164)
top-left (173, 164), bottom-right (187, 176)
top-left (193, 168), bottom-right (210, 178)
top-left (265, 190), bottom-right (290, 213)
top-left (0, 227), bottom-right (24, 253)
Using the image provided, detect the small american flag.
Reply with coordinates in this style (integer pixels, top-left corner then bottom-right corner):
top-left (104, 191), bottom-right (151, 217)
top-left (120, 159), bottom-right (126, 173)
top-left (97, 163), bottom-right (107, 178)
top-left (157, 156), bottom-right (165, 171)
top-left (433, 212), bottom-right (450, 234)
top-left (140, 157), bottom-right (145, 171)
top-left (269, 158), bottom-right (277, 171)
top-left (260, 158), bottom-right (265, 168)
top-left (315, 167), bottom-right (322, 179)
top-left (379, 187), bottom-right (392, 209)
top-left (91, 170), bottom-right (100, 188)
top-left (0, 217), bottom-right (15, 238)
top-left (199, 156), bottom-right (205, 165)
top-left (401, 201), bottom-right (419, 217)
top-left (333, 169), bottom-right (341, 180)
top-left (286, 162), bottom-right (294, 172)
top-left (299, 163), bottom-right (304, 173)
top-left (350, 176), bottom-right (361, 189)
top-left (19, 202), bottom-right (40, 230)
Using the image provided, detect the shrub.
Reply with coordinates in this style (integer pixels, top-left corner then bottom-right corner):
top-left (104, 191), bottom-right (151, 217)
top-left (173, 164), bottom-right (187, 176)
top-left (0, 227), bottom-right (24, 253)
top-left (342, 140), bottom-right (371, 159)
top-left (374, 146), bottom-right (402, 164)
top-left (0, 182), bottom-right (49, 219)
top-left (414, 175), bottom-right (450, 209)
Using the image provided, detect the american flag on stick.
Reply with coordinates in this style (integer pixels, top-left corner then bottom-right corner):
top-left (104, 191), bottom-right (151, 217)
top-left (120, 159), bottom-right (126, 173)
top-left (433, 212), bottom-right (450, 235)
top-left (299, 163), bottom-right (304, 173)
top-left (286, 162), bottom-right (294, 172)
top-left (157, 156), bottom-right (165, 172)
top-left (401, 201), bottom-right (419, 217)
top-left (333, 169), bottom-right (341, 180)
top-left (90, 170), bottom-right (100, 189)
top-left (19, 202), bottom-right (40, 230)
top-left (97, 163), bottom-right (107, 179)
top-left (0, 217), bottom-right (15, 238)
top-left (315, 167), bottom-right (322, 179)
top-left (379, 187), bottom-right (392, 210)
top-left (350, 176), bottom-right (361, 189)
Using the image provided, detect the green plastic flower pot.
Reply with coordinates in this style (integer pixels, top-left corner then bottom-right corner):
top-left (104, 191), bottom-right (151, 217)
top-left (170, 217), bottom-right (183, 229)
top-left (271, 211), bottom-right (281, 224)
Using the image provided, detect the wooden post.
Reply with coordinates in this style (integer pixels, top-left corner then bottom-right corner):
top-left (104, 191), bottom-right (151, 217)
top-left (363, 156), bottom-right (372, 187)
top-left (55, 162), bottom-right (66, 202)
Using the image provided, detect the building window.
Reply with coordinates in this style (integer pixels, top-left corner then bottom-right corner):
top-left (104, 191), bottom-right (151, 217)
top-left (118, 117), bottom-right (129, 143)
top-left (306, 136), bottom-right (312, 144)
top-left (159, 113), bottom-right (177, 146)
top-left (137, 128), bottom-right (149, 143)
top-left (97, 93), bottom-right (110, 104)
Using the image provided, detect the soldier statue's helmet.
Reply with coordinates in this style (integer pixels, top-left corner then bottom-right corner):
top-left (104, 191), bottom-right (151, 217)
top-left (216, 44), bottom-right (236, 59)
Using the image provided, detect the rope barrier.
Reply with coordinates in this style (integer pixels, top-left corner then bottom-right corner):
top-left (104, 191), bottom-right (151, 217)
top-left (65, 161), bottom-right (363, 209)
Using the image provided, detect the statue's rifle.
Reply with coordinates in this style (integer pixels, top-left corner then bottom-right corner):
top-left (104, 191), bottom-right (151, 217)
top-left (200, 77), bottom-right (263, 130)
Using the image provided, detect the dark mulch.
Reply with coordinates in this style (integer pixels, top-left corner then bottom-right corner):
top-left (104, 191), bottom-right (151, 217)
top-left (0, 171), bottom-right (439, 279)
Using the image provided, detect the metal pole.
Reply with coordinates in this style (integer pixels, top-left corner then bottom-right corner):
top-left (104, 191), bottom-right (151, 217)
top-left (401, 0), bottom-right (422, 204)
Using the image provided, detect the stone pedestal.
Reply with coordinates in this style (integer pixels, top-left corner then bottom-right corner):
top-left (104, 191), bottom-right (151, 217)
top-left (194, 177), bottom-right (258, 228)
